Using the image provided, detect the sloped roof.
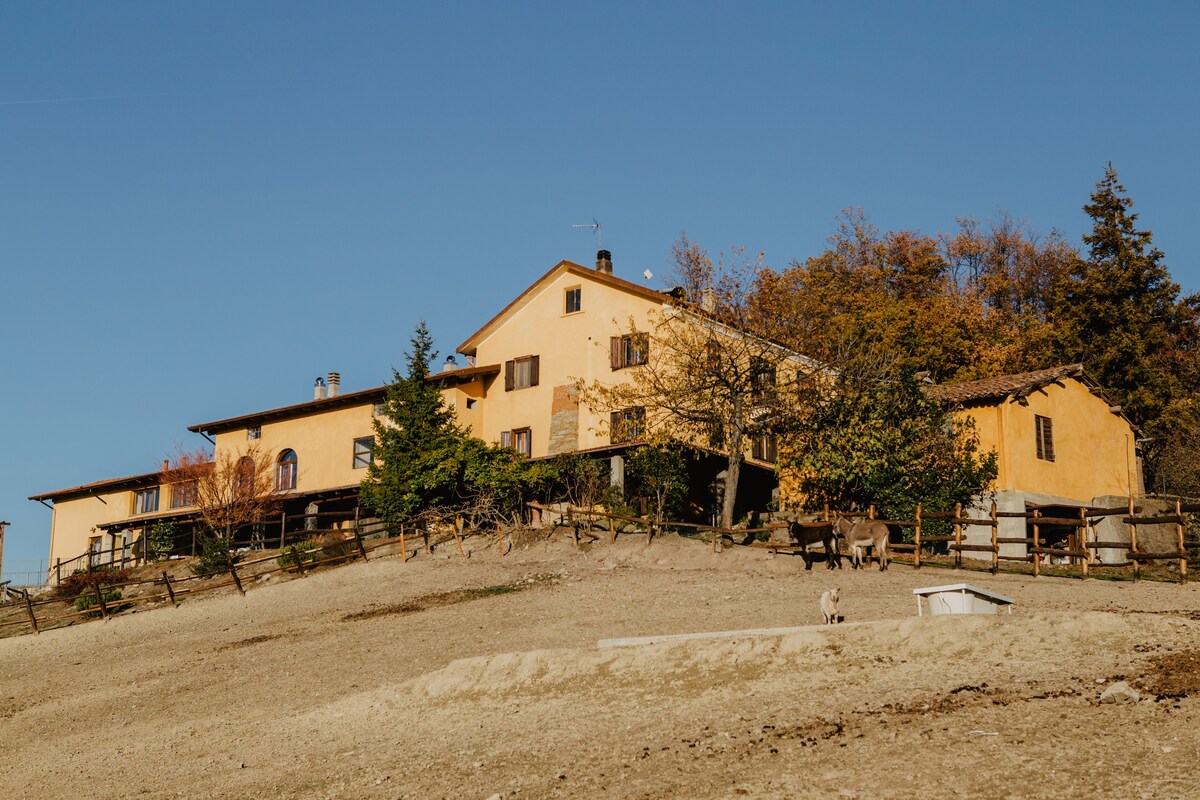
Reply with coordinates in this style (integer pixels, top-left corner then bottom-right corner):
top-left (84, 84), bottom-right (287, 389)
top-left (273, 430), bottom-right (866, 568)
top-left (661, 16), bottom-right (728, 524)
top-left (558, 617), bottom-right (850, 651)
top-left (189, 385), bottom-right (387, 436)
top-left (925, 364), bottom-right (1091, 405)
top-left (29, 470), bottom-right (161, 503)
top-left (456, 260), bottom-right (671, 356)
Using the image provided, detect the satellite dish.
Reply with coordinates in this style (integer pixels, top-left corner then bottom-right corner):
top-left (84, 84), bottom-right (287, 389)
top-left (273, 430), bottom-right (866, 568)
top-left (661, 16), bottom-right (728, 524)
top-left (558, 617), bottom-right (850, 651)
top-left (643, 268), bottom-right (653, 282)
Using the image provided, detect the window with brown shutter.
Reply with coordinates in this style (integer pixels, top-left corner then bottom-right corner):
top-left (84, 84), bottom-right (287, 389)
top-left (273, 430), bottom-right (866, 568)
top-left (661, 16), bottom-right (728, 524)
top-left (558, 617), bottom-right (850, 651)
top-left (752, 434), bottom-right (778, 464)
top-left (505, 356), bottom-right (538, 390)
top-left (1035, 415), bottom-right (1055, 462)
top-left (512, 427), bottom-right (532, 457)
top-left (610, 407), bottom-right (645, 444)
top-left (610, 333), bottom-right (649, 370)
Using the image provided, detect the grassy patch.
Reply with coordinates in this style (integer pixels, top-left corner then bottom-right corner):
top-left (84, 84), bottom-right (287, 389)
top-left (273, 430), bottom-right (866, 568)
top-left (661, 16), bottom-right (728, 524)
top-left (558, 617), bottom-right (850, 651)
top-left (341, 574), bottom-right (558, 622)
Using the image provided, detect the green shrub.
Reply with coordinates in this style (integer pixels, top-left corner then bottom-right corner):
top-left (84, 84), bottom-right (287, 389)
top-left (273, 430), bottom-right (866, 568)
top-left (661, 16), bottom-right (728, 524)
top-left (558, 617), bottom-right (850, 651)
top-left (276, 541), bottom-right (317, 570)
top-left (145, 523), bottom-right (178, 561)
top-left (74, 588), bottom-right (124, 618)
top-left (191, 535), bottom-right (240, 578)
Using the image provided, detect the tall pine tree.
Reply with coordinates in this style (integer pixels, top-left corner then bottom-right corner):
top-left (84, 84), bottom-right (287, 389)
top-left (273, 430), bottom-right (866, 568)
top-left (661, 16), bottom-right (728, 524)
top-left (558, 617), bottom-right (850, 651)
top-left (1054, 164), bottom-right (1186, 425)
top-left (359, 322), bottom-right (465, 524)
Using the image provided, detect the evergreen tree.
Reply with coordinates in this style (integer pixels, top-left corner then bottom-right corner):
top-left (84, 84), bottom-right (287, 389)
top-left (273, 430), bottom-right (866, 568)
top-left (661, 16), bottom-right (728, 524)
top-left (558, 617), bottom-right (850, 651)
top-left (360, 322), bottom-right (464, 524)
top-left (1054, 164), bottom-right (1187, 424)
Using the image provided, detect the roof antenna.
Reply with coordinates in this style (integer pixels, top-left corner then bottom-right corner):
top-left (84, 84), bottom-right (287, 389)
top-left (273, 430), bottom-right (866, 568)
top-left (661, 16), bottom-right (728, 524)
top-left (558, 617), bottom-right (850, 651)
top-left (571, 218), bottom-right (603, 250)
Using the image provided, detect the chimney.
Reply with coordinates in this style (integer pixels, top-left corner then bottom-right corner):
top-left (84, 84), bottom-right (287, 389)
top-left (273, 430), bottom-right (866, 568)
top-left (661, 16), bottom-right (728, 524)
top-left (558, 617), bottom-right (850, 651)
top-left (596, 249), bottom-right (613, 275)
top-left (327, 372), bottom-right (340, 397)
top-left (443, 355), bottom-right (459, 373)
top-left (700, 287), bottom-right (716, 313)
top-left (314, 376), bottom-right (327, 401)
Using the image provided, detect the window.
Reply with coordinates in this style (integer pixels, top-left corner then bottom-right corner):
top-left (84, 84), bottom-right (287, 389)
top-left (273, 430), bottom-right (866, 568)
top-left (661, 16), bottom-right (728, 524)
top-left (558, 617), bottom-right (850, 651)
top-left (504, 355), bottom-right (540, 391)
top-left (610, 407), bottom-right (646, 444)
top-left (1035, 415), bottom-right (1055, 462)
top-left (610, 333), bottom-right (649, 370)
top-left (352, 437), bottom-right (374, 469)
top-left (752, 433), bottom-right (778, 464)
top-left (171, 480), bottom-right (198, 509)
top-left (373, 399), bottom-right (386, 417)
top-left (234, 456), bottom-right (255, 494)
top-left (465, 397), bottom-right (478, 410)
top-left (277, 449), bottom-right (298, 490)
top-left (750, 357), bottom-right (777, 398)
top-left (501, 429), bottom-right (532, 457)
top-left (565, 286), bottom-right (582, 314)
top-left (247, 426), bottom-right (261, 440)
top-left (133, 487), bottom-right (159, 515)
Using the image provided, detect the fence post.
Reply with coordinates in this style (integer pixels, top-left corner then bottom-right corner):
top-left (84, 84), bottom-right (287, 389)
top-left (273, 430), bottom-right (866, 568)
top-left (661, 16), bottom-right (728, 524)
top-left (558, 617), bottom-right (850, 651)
top-left (22, 589), bottom-right (39, 635)
top-left (229, 565), bottom-right (245, 596)
top-left (496, 524), bottom-right (505, 557)
top-left (352, 521), bottom-right (368, 562)
top-left (279, 513), bottom-right (287, 549)
top-left (291, 545), bottom-right (307, 577)
top-left (990, 501), bottom-right (999, 575)
top-left (1128, 495), bottom-right (1139, 583)
top-left (1032, 509), bottom-right (1042, 578)
top-left (1176, 498), bottom-right (1187, 584)
top-left (191, 527), bottom-right (197, 557)
top-left (452, 515), bottom-right (466, 559)
top-left (953, 502), bottom-right (962, 570)
top-left (1079, 506), bottom-right (1090, 581)
top-left (55, 558), bottom-right (61, 587)
top-left (913, 504), bottom-right (922, 570)
top-left (399, 523), bottom-right (408, 564)
top-left (93, 582), bottom-right (110, 620)
top-left (162, 571), bottom-right (178, 607)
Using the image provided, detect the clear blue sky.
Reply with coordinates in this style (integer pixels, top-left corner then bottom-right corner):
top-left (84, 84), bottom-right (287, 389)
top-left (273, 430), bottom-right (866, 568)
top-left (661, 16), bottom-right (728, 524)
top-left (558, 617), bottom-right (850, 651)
top-left (3, 2), bottom-right (1198, 577)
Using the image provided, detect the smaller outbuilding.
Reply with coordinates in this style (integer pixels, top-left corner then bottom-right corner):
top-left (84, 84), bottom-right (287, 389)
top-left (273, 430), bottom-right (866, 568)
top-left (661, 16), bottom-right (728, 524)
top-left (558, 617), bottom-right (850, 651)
top-left (913, 583), bottom-right (1015, 617)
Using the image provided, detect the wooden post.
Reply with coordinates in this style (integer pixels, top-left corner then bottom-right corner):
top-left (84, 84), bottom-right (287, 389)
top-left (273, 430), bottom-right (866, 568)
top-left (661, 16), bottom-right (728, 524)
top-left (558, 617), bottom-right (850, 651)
top-left (92, 582), bottom-right (109, 620)
top-left (990, 501), bottom-right (999, 575)
top-left (823, 503), bottom-right (830, 522)
top-left (191, 527), bottom-right (197, 557)
top-left (868, 505), bottom-right (876, 520)
top-left (953, 502), bottom-right (962, 570)
top-left (22, 589), bottom-right (39, 634)
top-left (913, 504), bottom-right (922, 570)
top-left (279, 513), bottom-right (287, 549)
top-left (1032, 509), bottom-right (1042, 578)
top-left (229, 565), bottom-right (245, 596)
top-left (162, 571), bottom-right (178, 607)
top-left (55, 558), bottom-right (62, 587)
top-left (399, 524), bottom-right (408, 564)
top-left (1176, 499), bottom-right (1187, 584)
top-left (1128, 495), bottom-right (1139, 583)
top-left (291, 545), bottom-right (307, 577)
top-left (1079, 506), bottom-right (1090, 581)
top-left (352, 521), bottom-right (368, 562)
top-left (496, 525), bottom-right (505, 556)
top-left (452, 515), bottom-right (466, 559)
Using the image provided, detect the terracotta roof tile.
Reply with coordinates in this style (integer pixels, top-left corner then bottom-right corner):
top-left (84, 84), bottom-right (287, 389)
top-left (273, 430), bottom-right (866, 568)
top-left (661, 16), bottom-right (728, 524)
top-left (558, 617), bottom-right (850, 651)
top-left (925, 364), bottom-right (1087, 405)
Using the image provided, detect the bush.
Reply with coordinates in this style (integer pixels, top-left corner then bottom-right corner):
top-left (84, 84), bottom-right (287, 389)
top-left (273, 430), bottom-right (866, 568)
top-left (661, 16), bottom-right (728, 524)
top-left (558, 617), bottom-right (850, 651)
top-left (74, 588), bottom-right (123, 618)
top-left (191, 534), bottom-right (240, 578)
top-left (145, 522), bottom-right (178, 561)
top-left (53, 565), bottom-right (131, 600)
top-left (276, 541), bottom-right (317, 570)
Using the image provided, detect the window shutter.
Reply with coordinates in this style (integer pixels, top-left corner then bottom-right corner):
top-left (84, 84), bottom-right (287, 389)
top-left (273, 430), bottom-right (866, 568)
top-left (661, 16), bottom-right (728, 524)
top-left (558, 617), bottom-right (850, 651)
top-left (610, 337), bottom-right (621, 370)
top-left (530, 355), bottom-right (540, 387)
top-left (610, 411), bottom-right (620, 443)
top-left (501, 430), bottom-right (512, 448)
top-left (504, 360), bottom-right (514, 391)
top-left (1043, 417), bottom-right (1055, 462)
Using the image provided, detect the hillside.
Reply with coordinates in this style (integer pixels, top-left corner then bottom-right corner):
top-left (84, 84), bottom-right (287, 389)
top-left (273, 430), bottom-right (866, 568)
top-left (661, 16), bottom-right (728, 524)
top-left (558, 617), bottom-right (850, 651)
top-left (2, 534), bottom-right (1199, 799)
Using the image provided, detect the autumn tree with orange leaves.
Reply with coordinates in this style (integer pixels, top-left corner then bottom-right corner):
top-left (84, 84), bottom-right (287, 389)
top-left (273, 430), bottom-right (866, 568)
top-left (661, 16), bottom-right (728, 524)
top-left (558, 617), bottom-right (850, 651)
top-left (161, 445), bottom-right (280, 544)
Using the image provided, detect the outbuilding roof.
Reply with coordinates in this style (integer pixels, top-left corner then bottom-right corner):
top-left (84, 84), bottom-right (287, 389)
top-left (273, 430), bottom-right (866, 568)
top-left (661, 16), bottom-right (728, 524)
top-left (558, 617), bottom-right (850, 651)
top-left (926, 364), bottom-right (1090, 405)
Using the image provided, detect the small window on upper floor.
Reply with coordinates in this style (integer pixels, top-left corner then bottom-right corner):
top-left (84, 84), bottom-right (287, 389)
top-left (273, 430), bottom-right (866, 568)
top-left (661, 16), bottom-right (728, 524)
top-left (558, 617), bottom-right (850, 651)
top-left (504, 355), bottom-right (540, 391)
top-left (133, 487), bottom-right (160, 515)
top-left (610, 333), bottom-right (649, 370)
top-left (170, 480), bottom-right (197, 509)
top-left (352, 437), bottom-right (374, 469)
top-left (373, 399), bottom-right (386, 417)
top-left (1035, 415), bottom-right (1055, 462)
top-left (752, 433), bottom-right (778, 464)
top-left (565, 286), bottom-right (582, 314)
top-left (610, 407), bottom-right (646, 444)
top-left (247, 426), bottom-right (261, 440)
top-left (466, 398), bottom-right (478, 410)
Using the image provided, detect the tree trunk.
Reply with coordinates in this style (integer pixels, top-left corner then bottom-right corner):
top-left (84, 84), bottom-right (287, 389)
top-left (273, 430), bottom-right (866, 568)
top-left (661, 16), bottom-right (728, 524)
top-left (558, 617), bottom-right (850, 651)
top-left (721, 412), bottom-right (744, 530)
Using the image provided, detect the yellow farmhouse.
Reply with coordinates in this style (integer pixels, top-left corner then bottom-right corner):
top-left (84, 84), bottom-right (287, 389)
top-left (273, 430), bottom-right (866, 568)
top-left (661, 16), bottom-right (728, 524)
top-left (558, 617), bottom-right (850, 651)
top-left (927, 364), bottom-right (1142, 558)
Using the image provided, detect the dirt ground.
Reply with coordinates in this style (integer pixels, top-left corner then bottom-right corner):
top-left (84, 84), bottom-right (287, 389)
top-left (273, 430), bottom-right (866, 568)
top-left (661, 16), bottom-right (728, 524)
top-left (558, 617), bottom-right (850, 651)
top-left (2, 533), bottom-right (1199, 799)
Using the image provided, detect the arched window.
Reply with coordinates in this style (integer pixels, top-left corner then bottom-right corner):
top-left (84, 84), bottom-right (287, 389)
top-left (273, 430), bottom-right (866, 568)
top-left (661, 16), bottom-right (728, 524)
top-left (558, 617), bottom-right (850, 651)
top-left (276, 449), bottom-right (298, 491)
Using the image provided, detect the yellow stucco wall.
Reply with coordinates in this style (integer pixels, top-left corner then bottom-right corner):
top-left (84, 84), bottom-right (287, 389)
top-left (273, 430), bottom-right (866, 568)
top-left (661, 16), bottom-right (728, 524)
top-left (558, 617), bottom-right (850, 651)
top-left (47, 484), bottom-right (163, 568)
top-left (462, 267), bottom-right (663, 455)
top-left (959, 378), bottom-right (1137, 500)
top-left (212, 400), bottom-right (378, 494)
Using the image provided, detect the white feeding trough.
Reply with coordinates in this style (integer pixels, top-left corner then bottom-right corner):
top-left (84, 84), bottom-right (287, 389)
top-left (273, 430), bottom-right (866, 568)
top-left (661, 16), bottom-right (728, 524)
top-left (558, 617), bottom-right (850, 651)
top-left (913, 583), bottom-right (1014, 617)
